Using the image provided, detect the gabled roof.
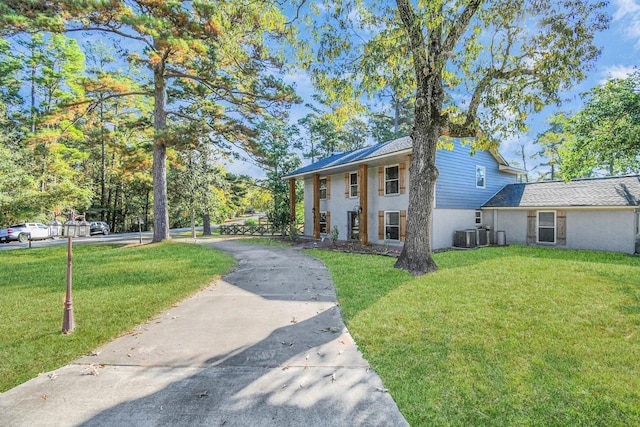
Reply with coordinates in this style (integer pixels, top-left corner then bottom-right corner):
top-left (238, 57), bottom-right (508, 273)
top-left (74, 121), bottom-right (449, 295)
top-left (482, 175), bottom-right (640, 208)
top-left (285, 136), bottom-right (520, 179)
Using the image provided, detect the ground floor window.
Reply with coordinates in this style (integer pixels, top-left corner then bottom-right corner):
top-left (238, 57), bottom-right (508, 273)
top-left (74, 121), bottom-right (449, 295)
top-left (319, 211), bottom-right (328, 233)
top-left (537, 211), bottom-right (556, 243)
top-left (385, 211), bottom-right (400, 241)
top-left (475, 210), bottom-right (482, 225)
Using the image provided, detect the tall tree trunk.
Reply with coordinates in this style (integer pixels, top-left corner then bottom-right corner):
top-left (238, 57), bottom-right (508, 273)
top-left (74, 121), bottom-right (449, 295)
top-left (100, 101), bottom-right (106, 217)
top-left (191, 209), bottom-right (196, 238)
top-left (394, 0), bottom-right (445, 275)
top-left (111, 184), bottom-right (119, 233)
top-left (394, 123), bottom-right (440, 275)
top-left (202, 213), bottom-right (212, 235)
top-left (152, 52), bottom-right (170, 243)
top-left (394, 96), bottom-right (400, 134)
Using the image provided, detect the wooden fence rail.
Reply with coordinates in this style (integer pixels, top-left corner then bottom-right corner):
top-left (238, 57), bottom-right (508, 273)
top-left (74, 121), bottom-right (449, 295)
top-left (219, 223), bottom-right (304, 236)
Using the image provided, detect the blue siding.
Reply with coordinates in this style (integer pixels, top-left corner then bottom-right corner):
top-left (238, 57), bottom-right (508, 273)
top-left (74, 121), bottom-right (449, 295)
top-left (435, 139), bottom-right (517, 209)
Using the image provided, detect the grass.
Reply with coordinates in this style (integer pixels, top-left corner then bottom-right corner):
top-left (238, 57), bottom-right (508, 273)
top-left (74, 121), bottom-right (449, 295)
top-left (308, 245), bottom-right (640, 426)
top-left (0, 241), bottom-right (235, 392)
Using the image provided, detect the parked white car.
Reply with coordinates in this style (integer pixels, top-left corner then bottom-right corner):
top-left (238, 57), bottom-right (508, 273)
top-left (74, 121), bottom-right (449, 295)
top-left (0, 223), bottom-right (53, 243)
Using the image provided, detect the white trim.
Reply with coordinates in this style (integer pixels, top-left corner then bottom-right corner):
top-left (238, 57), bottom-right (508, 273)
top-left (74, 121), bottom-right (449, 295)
top-left (319, 177), bottom-right (327, 200)
top-left (481, 206), bottom-right (637, 211)
top-left (349, 172), bottom-right (358, 198)
top-left (384, 210), bottom-right (401, 241)
top-left (319, 211), bottom-right (328, 234)
top-left (476, 165), bottom-right (486, 189)
top-left (384, 164), bottom-right (400, 195)
top-left (537, 210), bottom-right (556, 244)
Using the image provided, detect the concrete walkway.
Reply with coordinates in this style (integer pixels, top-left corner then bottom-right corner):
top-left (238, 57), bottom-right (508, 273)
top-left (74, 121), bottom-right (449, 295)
top-left (0, 240), bottom-right (408, 426)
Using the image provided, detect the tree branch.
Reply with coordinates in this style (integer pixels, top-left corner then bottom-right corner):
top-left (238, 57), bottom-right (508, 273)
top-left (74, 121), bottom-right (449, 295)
top-left (441, 0), bottom-right (483, 61)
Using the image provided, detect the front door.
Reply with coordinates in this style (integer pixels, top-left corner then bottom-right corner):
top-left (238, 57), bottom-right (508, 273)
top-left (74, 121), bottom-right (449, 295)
top-left (347, 211), bottom-right (359, 240)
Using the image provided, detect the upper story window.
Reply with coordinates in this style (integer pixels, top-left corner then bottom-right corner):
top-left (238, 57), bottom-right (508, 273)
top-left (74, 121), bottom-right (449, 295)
top-left (319, 178), bottom-right (327, 199)
top-left (385, 165), bottom-right (399, 195)
top-left (350, 172), bottom-right (358, 198)
top-left (476, 165), bottom-right (486, 188)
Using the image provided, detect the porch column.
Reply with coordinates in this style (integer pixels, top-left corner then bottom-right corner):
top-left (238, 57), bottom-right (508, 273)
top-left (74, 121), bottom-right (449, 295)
top-left (358, 164), bottom-right (369, 245)
top-left (313, 173), bottom-right (320, 239)
top-left (289, 178), bottom-right (296, 230)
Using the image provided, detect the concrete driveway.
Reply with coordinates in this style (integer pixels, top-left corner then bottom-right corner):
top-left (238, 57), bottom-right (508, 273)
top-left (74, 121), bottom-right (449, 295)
top-left (0, 240), bottom-right (408, 426)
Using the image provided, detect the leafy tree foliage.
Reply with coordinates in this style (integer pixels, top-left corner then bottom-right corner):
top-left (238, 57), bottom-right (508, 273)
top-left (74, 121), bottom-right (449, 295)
top-left (168, 144), bottom-right (229, 237)
top-left (300, 0), bottom-right (609, 275)
top-left (369, 94), bottom-right (414, 143)
top-left (2, 1), bottom-right (298, 241)
top-left (561, 71), bottom-right (640, 179)
top-left (255, 118), bottom-right (301, 230)
top-left (298, 111), bottom-right (368, 161)
top-left (533, 112), bottom-right (572, 181)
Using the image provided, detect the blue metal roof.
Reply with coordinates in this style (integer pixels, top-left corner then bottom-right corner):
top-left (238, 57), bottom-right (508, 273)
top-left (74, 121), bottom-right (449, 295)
top-left (284, 136), bottom-right (411, 178)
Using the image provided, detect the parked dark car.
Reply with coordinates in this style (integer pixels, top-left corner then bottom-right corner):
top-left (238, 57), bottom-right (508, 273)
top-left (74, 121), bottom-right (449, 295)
top-left (90, 221), bottom-right (110, 235)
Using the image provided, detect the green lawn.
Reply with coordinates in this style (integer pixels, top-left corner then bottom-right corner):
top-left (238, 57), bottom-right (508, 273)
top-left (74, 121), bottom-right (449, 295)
top-left (0, 241), bottom-right (235, 392)
top-left (309, 245), bottom-right (640, 426)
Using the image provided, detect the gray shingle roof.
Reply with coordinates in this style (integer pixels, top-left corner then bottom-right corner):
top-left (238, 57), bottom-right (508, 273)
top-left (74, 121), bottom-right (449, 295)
top-left (483, 175), bottom-right (640, 208)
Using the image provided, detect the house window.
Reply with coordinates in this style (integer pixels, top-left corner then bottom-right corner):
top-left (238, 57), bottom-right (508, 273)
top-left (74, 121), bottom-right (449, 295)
top-left (475, 210), bottom-right (482, 225)
top-left (385, 211), bottom-right (400, 241)
top-left (319, 178), bottom-right (327, 200)
top-left (476, 166), bottom-right (486, 188)
top-left (385, 166), bottom-right (399, 195)
top-left (537, 211), bottom-right (556, 244)
top-left (350, 172), bottom-right (358, 198)
top-left (319, 211), bottom-right (327, 233)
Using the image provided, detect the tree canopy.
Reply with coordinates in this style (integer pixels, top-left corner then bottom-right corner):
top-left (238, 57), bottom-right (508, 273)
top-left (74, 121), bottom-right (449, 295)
top-left (301, 0), bottom-right (609, 275)
top-left (561, 70), bottom-right (640, 179)
top-left (1, 1), bottom-right (299, 240)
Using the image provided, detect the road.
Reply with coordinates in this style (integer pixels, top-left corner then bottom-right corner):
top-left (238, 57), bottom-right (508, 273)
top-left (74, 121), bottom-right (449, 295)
top-left (0, 227), bottom-right (209, 252)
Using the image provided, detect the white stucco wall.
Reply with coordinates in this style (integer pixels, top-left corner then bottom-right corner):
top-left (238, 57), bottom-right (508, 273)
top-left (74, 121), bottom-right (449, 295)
top-left (303, 175), bottom-right (483, 249)
top-left (485, 208), bottom-right (638, 254)
top-left (566, 210), bottom-right (636, 254)
top-left (431, 209), bottom-right (480, 249)
top-left (489, 210), bottom-right (529, 246)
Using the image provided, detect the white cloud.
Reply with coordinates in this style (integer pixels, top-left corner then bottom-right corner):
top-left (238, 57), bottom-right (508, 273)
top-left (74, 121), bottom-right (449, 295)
top-left (612, 0), bottom-right (640, 44)
top-left (599, 64), bottom-right (636, 83)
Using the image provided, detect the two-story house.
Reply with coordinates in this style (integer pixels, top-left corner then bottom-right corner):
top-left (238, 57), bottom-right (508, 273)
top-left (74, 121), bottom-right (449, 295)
top-left (284, 136), bottom-right (524, 250)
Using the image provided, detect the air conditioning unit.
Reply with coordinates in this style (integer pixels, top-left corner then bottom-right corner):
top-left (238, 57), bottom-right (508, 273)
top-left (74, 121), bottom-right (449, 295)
top-left (454, 229), bottom-right (477, 248)
top-left (476, 228), bottom-right (489, 247)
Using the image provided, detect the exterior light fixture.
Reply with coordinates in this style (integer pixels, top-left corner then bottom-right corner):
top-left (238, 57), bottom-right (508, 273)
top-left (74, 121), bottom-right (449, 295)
top-left (62, 211), bottom-right (90, 335)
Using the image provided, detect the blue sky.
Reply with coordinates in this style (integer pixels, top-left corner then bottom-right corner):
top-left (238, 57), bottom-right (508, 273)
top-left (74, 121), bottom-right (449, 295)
top-left (228, 0), bottom-right (640, 179)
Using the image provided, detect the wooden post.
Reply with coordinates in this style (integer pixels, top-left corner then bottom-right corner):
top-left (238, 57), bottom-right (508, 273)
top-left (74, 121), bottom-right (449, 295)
top-left (289, 178), bottom-right (296, 231)
top-left (313, 174), bottom-right (320, 239)
top-left (359, 164), bottom-right (369, 245)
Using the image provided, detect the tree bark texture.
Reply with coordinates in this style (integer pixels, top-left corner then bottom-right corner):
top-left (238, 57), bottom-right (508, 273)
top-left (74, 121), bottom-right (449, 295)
top-left (394, 124), bottom-right (440, 275)
top-left (202, 213), bottom-right (212, 235)
top-left (152, 55), bottom-right (170, 243)
top-left (394, 0), bottom-right (449, 275)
